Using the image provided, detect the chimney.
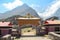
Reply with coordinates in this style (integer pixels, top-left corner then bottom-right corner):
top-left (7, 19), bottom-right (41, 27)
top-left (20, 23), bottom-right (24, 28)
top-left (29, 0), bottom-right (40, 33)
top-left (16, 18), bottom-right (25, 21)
top-left (44, 21), bottom-right (48, 24)
top-left (8, 22), bottom-right (12, 27)
top-left (2, 21), bottom-right (4, 23)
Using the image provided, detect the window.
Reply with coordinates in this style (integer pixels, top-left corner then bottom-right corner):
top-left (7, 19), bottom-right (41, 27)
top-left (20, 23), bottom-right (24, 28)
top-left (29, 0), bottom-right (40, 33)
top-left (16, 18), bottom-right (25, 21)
top-left (0, 30), bottom-right (1, 35)
top-left (55, 27), bottom-right (60, 31)
top-left (8, 29), bottom-right (11, 34)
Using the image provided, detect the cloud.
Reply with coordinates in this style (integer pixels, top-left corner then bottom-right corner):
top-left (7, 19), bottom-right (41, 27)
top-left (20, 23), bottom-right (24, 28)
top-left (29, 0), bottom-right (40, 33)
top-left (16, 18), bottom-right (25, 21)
top-left (30, 4), bottom-right (40, 12)
top-left (30, 4), bottom-right (40, 8)
top-left (38, 0), bottom-right (60, 20)
top-left (3, 0), bottom-right (23, 10)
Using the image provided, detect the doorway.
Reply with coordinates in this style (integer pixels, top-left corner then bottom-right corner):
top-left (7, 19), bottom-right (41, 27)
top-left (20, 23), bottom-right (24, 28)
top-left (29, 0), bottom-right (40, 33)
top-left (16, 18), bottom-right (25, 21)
top-left (20, 25), bottom-right (36, 36)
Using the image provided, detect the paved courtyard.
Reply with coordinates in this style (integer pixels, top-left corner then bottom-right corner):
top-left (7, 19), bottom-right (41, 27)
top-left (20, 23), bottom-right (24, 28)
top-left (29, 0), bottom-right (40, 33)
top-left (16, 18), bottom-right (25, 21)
top-left (15, 36), bottom-right (51, 40)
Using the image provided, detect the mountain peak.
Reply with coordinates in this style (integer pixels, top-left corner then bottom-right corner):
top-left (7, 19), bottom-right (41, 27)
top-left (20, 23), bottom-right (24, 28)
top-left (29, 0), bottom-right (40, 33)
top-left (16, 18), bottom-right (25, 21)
top-left (11, 4), bottom-right (30, 11)
top-left (0, 4), bottom-right (39, 19)
top-left (22, 4), bottom-right (29, 7)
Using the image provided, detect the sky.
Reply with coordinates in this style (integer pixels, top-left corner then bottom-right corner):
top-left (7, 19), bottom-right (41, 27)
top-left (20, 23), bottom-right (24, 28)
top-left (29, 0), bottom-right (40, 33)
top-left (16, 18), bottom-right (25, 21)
top-left (0, 0), bottom-right (56, 13)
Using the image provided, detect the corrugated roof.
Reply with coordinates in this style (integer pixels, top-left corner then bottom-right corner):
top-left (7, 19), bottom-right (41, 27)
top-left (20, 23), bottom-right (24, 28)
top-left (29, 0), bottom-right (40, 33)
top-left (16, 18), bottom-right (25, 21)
top-left (0, 22), bottom-right (11, 26)
top-left (45, 20), bottom-right (60, 24)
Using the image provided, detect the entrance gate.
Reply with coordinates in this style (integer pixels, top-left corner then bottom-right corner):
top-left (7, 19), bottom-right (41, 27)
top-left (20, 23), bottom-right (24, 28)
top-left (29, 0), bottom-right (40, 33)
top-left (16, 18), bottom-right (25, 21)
top-left (20, 25), bottom-right (36, 36)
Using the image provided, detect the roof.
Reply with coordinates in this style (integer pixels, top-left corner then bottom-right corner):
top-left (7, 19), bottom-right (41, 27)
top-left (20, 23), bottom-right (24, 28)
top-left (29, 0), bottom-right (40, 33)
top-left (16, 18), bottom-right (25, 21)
top-left (17, 18), bottom-right (40, 19)
top-left (17, 13), bottom-right (40, 19)
top-left (0, 22), bottom-right (12, 27)
top-left (44, 20), bottom-right (60, 25)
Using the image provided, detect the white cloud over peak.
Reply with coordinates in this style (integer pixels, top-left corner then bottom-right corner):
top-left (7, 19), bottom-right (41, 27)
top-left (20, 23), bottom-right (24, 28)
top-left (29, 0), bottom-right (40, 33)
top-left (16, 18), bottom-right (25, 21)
top-left (3, 0), bottom-right (23, 10)
top-left (30, 4), bottom-right (40, 12)
top-left (38, 0), bottom-right (60, 20)
top-left (30, 4), bottom-right (40, 8)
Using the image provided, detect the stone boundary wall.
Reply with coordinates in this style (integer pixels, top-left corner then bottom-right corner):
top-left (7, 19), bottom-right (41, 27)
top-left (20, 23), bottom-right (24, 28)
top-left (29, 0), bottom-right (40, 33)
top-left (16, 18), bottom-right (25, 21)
top-left (48, 32), bottom-right (60, 40)
top-left (0, 34), bottom-right (14, 40)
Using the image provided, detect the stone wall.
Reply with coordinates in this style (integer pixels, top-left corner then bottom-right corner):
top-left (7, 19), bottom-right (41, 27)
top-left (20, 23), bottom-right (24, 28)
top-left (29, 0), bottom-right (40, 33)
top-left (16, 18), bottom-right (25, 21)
top-left (48, 32), bottom-right (60, 40)
top-left (0, 34), bottom-right (13, 40)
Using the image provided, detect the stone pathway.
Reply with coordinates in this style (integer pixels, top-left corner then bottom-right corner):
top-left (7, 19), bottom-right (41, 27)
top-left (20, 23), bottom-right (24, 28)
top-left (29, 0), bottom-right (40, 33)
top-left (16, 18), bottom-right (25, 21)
top-left (15, 36), bottom-right (51, 40)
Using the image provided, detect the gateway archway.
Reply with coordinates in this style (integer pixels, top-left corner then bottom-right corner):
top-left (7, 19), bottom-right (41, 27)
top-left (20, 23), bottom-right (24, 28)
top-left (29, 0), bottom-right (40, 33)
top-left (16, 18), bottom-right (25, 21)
top-left (20, 25), bottom-right (36, 36)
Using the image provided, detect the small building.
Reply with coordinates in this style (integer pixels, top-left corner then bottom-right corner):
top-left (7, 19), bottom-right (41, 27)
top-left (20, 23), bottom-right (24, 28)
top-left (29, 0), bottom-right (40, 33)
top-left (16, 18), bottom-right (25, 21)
top-left (0, 22), bottom-right (12, 36)
top-left (43, 20), bottom-right (60, 34)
